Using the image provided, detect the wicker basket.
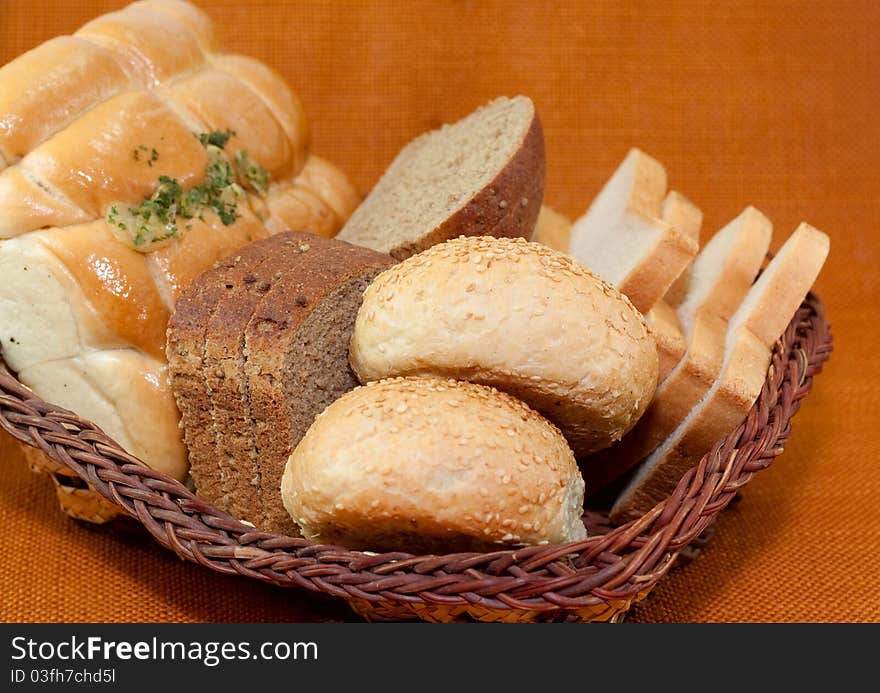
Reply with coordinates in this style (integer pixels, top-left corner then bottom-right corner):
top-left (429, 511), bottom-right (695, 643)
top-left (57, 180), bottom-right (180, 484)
top-left (0, 293), bottom-right (831, 623)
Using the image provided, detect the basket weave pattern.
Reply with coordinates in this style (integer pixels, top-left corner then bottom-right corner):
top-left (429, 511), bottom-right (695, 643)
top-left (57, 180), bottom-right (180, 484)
top-left (0, 294), bottom-right (831, 622)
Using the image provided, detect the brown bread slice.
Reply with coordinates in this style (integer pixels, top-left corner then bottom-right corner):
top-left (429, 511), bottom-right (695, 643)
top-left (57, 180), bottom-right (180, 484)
top-left (336, 95), bottom-right (545, 259)
top-left (242, 233), bottom-right (393, 532)
top-left (166, 239), bottom-right (282, 507)
top-left (201, 234), bottom-right (316, 520)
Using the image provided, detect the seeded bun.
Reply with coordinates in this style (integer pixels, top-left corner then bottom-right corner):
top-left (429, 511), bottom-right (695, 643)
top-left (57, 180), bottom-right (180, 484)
top-left (280, 377), bottom-right (587, 553)
top-left (349, 236), bottom-right (659, 457)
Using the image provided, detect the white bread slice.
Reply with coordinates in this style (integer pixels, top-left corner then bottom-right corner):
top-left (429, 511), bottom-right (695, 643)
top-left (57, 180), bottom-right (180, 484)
top-left (568, 149), bottom-right (698, 313)
top-left (531, 204), bottom-right (571, 252)
top-left (644, 190), bottom-right (703, 381)
top-left (610, 223), bottom-right (830, 522)
top-left (661, 191), bottom-right (703, 306)
top-left (645, 299), bottom-right (687, 384)
top-left (582, 206), bottom-right (772, 492)
top-left (337, 96), bottom-right (545, 260)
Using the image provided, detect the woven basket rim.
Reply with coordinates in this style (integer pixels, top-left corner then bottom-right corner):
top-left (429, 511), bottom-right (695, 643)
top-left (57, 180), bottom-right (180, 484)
top-left (0, 293), bottom-right (832, 621)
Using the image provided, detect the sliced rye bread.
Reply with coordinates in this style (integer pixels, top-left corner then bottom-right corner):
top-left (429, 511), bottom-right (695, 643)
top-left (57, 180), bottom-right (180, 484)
top-left (242, 234), bottom-right (393, 532)
top-left (201, 235), bottom-right (316, 520)
top-left (336, 95), bottom-right (545, 260)
top-left (567, 148), bottom-right (698, 313)
top-left (166, 240), bottom-right (285, 509)
top-left (610, 223), bottom-right (830, 523)
top-left (582, 206), bottom-right (773, 495)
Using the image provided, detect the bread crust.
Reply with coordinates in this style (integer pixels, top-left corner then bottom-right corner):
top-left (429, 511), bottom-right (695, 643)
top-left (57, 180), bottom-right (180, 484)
top-left (646, 299), bottom-right (687, 384)
top-left (582, 311), bottom-right (727, 493)
top-left (390, 107), bottom-right (545, 260)
top-left (610, 328), bottom-right (768, 523)
top-left (202, 235), bottom-right (318, 519)
top-left (167, 236), bottom-right (287, 508)
top-left (531, 204), bottom-right (572, 252)
top-left (568, 148), bottom-right (699, 314)
top-left (662, 190), bottom-right (703, 307)
top-left (618, 216), bottom-right (699, 314)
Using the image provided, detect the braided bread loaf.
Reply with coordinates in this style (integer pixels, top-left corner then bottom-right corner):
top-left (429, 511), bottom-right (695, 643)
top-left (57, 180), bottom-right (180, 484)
top-left (0, 0), bottom-right (360, 483)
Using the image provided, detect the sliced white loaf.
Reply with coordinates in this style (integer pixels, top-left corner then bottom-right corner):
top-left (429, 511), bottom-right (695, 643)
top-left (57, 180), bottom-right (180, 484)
top-left (645, 299), bottom-right (688, 385)
top-left (582, 206), bottom-right (772, 493)
top-left (610, 223), bottom-right (830, 522)
top-left (661, 190), bottom-right (704, 306)
top-left (644, 189), bottom-right (704, 381)
top-left (336, 96), bottom-right (545, 259)
top-left (567, 149), bottom-right (698, 313)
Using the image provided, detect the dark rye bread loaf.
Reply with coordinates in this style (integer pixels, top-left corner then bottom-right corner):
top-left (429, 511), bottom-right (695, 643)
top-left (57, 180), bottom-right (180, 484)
top-left (201, 238), bottom-right (315, 520)
top-left (169, 231), bottom-right (393, 530)
top-left (336, 95), bottom-right (545, 260)
top-left (166, 240), bottom-right (284, 509)
top-left (243, 234), bottom-right (393, 532)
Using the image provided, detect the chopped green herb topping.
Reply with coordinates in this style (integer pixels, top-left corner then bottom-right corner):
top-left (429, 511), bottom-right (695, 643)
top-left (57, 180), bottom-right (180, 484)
top-left (108, 130), bottom-right (271, 251)
top-left (197, 129), bottom-right (236, 149)
top-left (235, 150), bottom-right (269, 196)
top-left (133, 145), bottom-right (159, 166)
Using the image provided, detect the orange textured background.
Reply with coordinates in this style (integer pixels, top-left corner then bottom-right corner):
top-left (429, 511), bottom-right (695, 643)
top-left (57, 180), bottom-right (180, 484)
top-left (0, 0), bottom-right (877, 623)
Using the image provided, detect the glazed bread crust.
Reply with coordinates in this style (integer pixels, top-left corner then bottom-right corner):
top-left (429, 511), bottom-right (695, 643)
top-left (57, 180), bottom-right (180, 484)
top-left (0, 1), bottom-right (359, 481)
